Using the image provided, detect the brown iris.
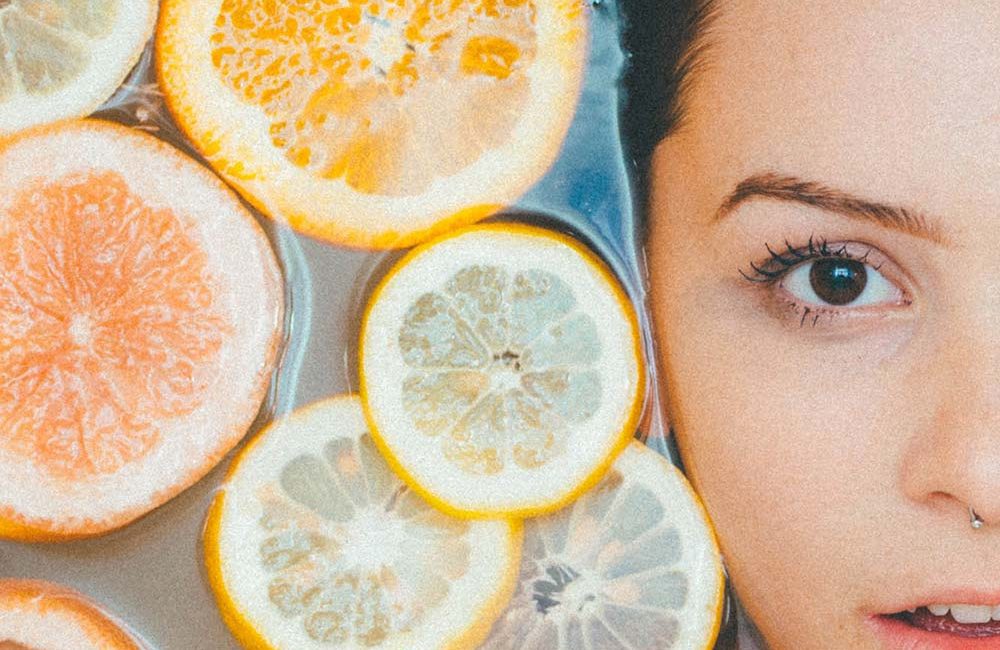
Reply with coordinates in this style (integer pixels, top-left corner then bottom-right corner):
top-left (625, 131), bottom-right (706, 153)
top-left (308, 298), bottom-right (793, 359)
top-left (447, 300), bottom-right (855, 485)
top-left (809, 258), bottom-right (867, 305)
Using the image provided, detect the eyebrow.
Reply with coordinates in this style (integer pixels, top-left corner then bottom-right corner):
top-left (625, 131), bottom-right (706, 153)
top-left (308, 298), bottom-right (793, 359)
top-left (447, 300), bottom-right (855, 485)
top-left (715, 172), bottom-right (949, 245)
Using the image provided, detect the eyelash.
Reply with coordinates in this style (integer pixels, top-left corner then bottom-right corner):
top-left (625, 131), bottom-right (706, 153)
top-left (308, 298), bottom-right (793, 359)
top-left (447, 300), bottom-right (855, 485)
top-left (738, 235), bottom-right (889, 328)
top-left (739, 235), bottom-right (879, 285)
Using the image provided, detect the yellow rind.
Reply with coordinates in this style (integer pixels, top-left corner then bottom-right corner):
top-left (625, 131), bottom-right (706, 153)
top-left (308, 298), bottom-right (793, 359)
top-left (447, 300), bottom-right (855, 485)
top-left (203, 394), bottom-right (524, 649)
top-left (444, 519), bottom-right (523, 650)
top-left (205, 492), bottom-right (277, 650)
top-left (0, 513), bottom-right (82, 543)
top-left (283, 202), bottom-right (504, 251)
top-left (359, 222), bottom-right (646, 519)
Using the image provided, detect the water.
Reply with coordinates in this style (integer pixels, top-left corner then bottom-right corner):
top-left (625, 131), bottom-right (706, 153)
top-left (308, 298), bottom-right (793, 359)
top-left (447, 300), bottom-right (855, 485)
top-left (0, 1), bottom-right (738, 647)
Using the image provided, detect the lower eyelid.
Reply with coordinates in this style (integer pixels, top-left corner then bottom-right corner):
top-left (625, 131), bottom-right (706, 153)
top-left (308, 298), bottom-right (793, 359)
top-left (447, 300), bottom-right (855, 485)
top-left (763, 290), bottom-right (913, 331)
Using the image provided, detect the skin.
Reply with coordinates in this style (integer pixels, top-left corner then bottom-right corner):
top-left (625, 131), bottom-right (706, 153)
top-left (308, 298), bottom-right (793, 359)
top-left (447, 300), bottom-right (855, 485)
top-left (648, 1), bottom-right (1000, 648)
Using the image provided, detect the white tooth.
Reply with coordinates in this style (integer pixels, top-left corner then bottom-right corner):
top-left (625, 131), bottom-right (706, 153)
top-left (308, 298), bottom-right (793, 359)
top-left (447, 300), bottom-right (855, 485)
top-left (950, 604), bottom-right (993, 624)
top-left (907, 608), bottom-right (916, 613)
top-left (992, 605), bottom-right (1000, 621)
top-left (928, 604), bottom-right (950, 616)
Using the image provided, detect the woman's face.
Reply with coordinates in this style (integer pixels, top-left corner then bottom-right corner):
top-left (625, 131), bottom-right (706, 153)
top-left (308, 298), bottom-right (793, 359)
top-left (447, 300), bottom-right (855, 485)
top-left (649, 1), bottom-right (1000, 648)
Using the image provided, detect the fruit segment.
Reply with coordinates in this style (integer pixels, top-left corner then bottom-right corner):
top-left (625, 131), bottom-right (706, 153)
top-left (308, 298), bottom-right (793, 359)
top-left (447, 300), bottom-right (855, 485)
top-left (210, 0), bottom-right (537, 196)
top-left (0, 120), bottom-right (283, 540)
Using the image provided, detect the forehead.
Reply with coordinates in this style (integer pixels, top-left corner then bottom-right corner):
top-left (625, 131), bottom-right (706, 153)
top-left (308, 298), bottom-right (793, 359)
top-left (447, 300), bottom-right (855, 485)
top-left (675, 0), bottom-right (1000, 219)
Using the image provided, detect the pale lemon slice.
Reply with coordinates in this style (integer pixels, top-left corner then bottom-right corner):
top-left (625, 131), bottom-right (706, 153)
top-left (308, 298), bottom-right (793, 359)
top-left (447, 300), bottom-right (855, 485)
top-left (481, 440), bottom-right (725, 650)
top-left (360, 224), bottom-right (644, 518)
top-left (0, 579), bottom-right (146, 649)
top-left (205, 395), bottom-right (522, 649)
top-left (0, 0), bottom-right (157, 134)
top-left (157, 0), bottom-right (588, 249)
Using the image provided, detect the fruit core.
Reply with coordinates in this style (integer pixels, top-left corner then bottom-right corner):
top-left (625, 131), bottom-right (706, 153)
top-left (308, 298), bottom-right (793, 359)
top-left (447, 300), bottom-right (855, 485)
top-left (255, 436), bottom-right (473, 644)
top-left (398, 264), bottom-right (603, 475)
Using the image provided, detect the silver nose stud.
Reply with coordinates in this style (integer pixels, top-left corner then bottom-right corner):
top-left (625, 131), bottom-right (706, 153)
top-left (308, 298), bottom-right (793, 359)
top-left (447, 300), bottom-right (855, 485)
top-left (970, 506), bottom-right (985, 530)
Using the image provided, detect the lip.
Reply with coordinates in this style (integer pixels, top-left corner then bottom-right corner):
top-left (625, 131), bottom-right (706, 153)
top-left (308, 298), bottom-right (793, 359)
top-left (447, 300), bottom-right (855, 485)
top-left (869, 612), bottom-right (1000, 650)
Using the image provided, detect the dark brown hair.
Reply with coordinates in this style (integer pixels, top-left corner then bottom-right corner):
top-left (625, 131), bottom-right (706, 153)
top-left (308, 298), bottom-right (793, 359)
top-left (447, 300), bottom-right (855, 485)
top-left (620, 0), bottom-right (718, 160)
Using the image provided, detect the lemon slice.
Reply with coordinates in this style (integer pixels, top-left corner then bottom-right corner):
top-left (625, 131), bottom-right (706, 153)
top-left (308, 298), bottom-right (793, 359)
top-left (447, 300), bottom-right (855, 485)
top-left (205, 395), bottom-right (522, 650)
top-left (360, 224), bottom-right (644, 518)
top-left (0, 579), bottom-right (146, 649)
top-left (0, 0), bottom-right (157, 134)
top-left (481, 440), bottom-right (725, 650)
top-left (157, 0), bottom-right (587, 249)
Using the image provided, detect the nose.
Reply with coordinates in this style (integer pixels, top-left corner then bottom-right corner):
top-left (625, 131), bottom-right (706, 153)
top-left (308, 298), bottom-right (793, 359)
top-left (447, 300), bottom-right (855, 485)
top-left (900, 326), bottom-right (1000, 527)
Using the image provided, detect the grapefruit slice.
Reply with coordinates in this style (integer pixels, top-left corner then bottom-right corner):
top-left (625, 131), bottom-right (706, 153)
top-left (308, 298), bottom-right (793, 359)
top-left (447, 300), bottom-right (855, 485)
top-left (481, 440), bottom-right (725, 650)
top-left (0, 579), bottom-right (146, 649)
top-left (0, 120), bottom-right (284, 541)
top-left (0, 0), bottom-right (157, 134)
top-left (205, 395), bottom-right (521, 649)
top-left (157, 0), bottom-right (588, 249)
top-left (360, 223), bottom-right (644, 518)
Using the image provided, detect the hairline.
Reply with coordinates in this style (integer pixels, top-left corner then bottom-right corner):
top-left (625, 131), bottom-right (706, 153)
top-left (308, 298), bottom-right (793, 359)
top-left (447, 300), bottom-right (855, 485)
top-left (664, 0), bottom-right (722, 139)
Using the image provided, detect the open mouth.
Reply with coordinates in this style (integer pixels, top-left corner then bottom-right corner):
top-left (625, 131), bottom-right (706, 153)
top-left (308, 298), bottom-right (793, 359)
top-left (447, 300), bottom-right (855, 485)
top-left (874, 605), bottom-right (1000, 648)
top-left (891, 606), bottom-right (1000, 636)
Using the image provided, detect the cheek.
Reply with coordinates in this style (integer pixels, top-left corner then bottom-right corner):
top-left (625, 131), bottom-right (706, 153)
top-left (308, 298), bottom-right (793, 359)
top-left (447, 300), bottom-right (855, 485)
top-left (653, 271), bottom-right (915, 647)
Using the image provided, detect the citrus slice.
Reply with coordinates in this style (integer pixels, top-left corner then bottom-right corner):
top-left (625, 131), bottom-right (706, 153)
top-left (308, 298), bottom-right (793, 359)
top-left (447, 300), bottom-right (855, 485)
top-left (0, 579), bottom-right (146, 649)
top-left (0, 0), bottom-right (157, 134)
top-left (360, 223), bottom-right (644, 517)
top-left (205, 395), bottom-right (521, 649)
top-left (0, 120), bottom-right (284, 541)
top-left (481, 440), bottom-right (725, 650)
top-left (157, 0), bottom-right (588, 249)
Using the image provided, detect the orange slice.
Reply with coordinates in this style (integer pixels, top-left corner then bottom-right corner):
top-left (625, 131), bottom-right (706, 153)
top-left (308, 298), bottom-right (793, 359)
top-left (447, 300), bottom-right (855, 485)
top-left (205, 395), bottom-right (521, 649)
top-left (0, 579), bottom-right (146, 649)
top-left (0, 0), bottom-right (157, 134)
top-left (157, 0), bottom-right (588, 249)
top-left (360, 223), bottom-right (644, 518)
top-left (0, 119), bottom-right (284, 541)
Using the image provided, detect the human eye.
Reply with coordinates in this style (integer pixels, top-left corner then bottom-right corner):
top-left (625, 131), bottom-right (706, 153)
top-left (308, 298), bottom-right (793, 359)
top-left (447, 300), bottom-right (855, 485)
top-left (739, 236), bottom-right (911, 327)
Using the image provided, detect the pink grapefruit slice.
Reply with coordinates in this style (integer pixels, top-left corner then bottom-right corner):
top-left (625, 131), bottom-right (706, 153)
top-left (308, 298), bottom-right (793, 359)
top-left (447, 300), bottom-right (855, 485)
top-left (0, 119), bottom-right (284, 541)
top-left (0, 579), bottom-right (146, 649)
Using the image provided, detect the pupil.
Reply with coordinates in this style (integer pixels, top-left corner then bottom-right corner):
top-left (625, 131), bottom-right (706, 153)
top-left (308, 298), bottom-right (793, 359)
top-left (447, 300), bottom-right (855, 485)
top-left (809, 258), bottom-right (867, 306)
